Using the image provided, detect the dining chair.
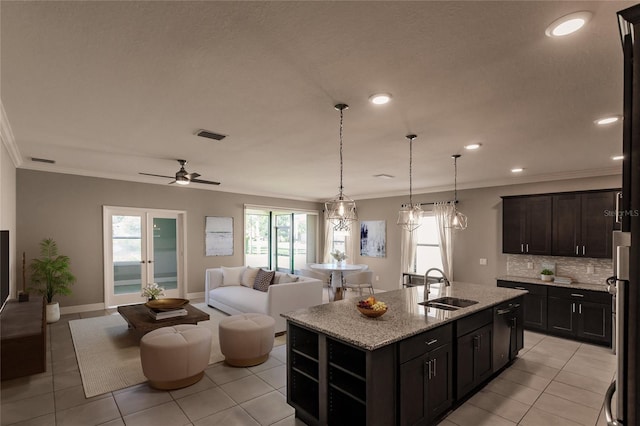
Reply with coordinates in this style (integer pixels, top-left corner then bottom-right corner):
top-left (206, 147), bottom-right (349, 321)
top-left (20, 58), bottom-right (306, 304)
top-left (343, 271), bottom-right (375, 296)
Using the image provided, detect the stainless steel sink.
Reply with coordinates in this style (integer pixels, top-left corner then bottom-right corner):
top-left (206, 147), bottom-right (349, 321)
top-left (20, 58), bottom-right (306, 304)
top-left (418, 297), bottom-right (478, 311)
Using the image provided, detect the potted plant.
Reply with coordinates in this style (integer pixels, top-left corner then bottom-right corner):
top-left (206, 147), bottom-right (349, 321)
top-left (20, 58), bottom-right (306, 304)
top-left (30, 238), bottom-right (76, 323)
top-left (540, 269), bottom-right (554, 282)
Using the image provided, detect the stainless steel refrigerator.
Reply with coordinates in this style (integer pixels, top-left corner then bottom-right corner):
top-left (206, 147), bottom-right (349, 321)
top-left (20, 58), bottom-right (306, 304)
top-left (604, 5), bottom-right (640, 425)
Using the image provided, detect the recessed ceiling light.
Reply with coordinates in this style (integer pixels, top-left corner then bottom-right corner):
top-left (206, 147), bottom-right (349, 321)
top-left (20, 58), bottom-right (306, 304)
top-left (595, 115), bottom-right (621, 126)
top-left (545, 11), bottom-right (592, 37)
top-left (373, 174), bottom-right (395, 179)
top-left (511, 168), bottom-right (524, 173)
top-left (369, 93), bottom-right (392, 105)
top-left (612, 155), bottom-right (624, 161)
top-left (464, 143), bottom-right (482, 150)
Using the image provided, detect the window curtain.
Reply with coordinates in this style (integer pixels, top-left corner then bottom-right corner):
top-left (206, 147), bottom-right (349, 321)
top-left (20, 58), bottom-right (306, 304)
top-left (399, 228), bottom-right (417, 287)
top-left (323, 216), bottom-right (334, 263)
top-left (345, 228), bottom-right (356, 264)
top-left (433, 202), bottom-right (454, 281)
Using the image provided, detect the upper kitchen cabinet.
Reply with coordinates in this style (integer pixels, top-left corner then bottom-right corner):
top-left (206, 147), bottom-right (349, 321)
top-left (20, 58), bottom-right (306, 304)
top-left (502, 195), bottom-right (552, 255)
top-left (552, 190), bottom-right (618, 258)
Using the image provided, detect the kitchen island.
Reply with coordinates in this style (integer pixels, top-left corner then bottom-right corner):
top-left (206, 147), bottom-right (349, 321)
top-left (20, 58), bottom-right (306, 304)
top-left (282, 281), bottom-right (527, 426)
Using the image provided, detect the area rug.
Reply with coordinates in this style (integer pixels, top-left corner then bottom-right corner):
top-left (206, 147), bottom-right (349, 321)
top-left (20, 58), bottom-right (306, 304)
top-left (69, 303), bottom-right (286, 398)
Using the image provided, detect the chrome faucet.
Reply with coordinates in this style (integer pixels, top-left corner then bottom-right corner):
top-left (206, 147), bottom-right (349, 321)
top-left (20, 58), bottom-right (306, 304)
top-left (424, 268), bottom-right (450, 295)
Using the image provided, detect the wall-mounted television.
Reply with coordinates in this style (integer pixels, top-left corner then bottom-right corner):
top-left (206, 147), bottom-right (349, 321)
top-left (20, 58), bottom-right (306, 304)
top-left (1, 230), bottom-right (10, 310)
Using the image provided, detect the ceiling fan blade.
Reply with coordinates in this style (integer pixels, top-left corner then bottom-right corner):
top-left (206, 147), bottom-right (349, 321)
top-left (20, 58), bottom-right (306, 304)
top-left (190, 178), bottom-right (221, 186)
top-left (139, 172), bottom-right (174, 179)
top-left (185, 172), bottom-right (201, 180)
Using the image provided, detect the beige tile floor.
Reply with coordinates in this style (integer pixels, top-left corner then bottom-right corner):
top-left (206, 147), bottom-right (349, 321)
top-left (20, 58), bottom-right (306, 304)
top-left (1, 306), bottom-right (616, 426)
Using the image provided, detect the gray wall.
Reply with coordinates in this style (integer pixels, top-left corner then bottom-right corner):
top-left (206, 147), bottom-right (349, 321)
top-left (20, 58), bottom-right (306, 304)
top-left (17, 168), bottom-right (621, 308)
top-left (17, 169), bottom-right (322, 307)
top-left (1, 142), bottom-right (17, 297)
top-left (353, 174), bottom-right (622, 290)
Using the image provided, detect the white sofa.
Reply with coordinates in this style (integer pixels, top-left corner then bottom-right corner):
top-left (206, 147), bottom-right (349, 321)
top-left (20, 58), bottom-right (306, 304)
top-left (205, 266), bottom-right (323, 333)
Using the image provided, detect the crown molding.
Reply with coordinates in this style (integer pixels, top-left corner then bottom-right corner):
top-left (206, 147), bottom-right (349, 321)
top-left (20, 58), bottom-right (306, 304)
top-left (0, 101), bottom-right (23, 167)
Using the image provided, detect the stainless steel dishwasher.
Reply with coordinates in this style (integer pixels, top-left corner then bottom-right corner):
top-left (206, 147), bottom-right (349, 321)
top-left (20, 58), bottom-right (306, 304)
top-left (492, 301), bottom-right (522, 372)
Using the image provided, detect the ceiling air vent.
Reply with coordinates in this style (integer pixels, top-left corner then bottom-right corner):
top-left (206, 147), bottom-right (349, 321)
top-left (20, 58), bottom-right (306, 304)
top-left (31, 157), bottom-right (55, 164)
top-left (196, 129), bottom-right (226, 141)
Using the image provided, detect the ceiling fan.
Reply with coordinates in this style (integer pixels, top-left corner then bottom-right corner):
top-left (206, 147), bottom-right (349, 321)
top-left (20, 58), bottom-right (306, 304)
top-left (139, 159), bottom-right (220, 186)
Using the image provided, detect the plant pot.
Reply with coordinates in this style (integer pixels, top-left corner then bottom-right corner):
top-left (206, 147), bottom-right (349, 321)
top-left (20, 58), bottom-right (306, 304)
top-left (46, 302), bottom-right (60, 323)
top-left (540, 274), bottom-right (553, 282)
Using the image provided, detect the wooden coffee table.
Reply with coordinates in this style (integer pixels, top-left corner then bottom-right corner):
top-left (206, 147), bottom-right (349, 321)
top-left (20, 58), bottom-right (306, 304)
top-left (117, 303), bottom-right (210, 334)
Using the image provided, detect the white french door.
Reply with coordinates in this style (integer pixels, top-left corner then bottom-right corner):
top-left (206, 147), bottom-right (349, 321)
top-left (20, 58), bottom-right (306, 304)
top-left (103, 206), bottom-right (187, 307)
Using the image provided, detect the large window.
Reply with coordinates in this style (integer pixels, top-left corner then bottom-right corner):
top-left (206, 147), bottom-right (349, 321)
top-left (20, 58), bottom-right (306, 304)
top-left (414, 214), bottom-right (443, 274)
top-left (244, 206), bottom-right (318, 272)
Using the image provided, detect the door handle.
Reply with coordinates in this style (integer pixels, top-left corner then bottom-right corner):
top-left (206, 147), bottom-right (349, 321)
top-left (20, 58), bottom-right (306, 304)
top-left (576, 246), bottom-right (579, 255)
top-left (432, 358), bottom-right (437, 377)
top-left (616, 192), bottom-right (622, 224)
top-left (579, 304), bottom-right (582, 314)
top-left (521, 244), bottom-right (524, 253)
top-left (572, 302), bottom-right (575, 313)
top-left (426, 360), bottom-right (432, 380)
top-left (583, 246), bottom-right (585, 256)
top-left (526, 244), bottom-right (529, 253)
top-left (426, 339), bottom-right (438, 346)
top-left (604, 380), bottom-right (618, 425)
top-left (473, 335), bottom-right (480, 350)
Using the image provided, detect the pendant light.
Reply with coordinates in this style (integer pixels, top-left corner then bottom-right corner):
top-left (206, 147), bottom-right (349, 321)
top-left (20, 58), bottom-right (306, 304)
top-left (449, 154), bottom-right (468, 230)
top-left (325, 104), bottom-right (357, 232)
top-left (397, 134), bottom-right (423, 231)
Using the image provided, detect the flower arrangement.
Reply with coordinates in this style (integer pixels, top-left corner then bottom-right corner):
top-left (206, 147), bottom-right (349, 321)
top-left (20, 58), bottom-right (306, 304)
top-left (330, 250), bottom-right (348, 262)
top-left (142, 283), bottom-right (164, 300)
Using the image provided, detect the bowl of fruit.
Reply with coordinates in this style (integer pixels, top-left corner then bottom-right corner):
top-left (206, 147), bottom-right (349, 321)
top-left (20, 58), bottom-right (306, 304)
top-left (357, 296), bottom-right (388, 318)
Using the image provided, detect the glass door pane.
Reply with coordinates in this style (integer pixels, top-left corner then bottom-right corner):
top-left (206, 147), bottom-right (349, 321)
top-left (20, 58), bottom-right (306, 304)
top-left (150, 217), bottom-right (178, 295)
top-left (293, 214), bottom-right (307, 272)
top-left (245, 210), bottom-right (270, 268)
top-left (275, 214), bottom-right (292, 272)
top-left (112, 215), bottom-right (144, 295)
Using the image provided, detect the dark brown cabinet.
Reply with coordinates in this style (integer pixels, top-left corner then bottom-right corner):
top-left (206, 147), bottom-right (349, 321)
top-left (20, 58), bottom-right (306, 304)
top-left (399, 324), bottom-right (453, 426)
top-left (456, 310), bottom-right (493, 400)
top-left (552, 191), bottom-right (617, 258)
top-left (497, 281), bottom-right (547, 331)
top-left (546, 287), bottom-right (612, 346)
top-left (502, 195), bottom-right (552, 255)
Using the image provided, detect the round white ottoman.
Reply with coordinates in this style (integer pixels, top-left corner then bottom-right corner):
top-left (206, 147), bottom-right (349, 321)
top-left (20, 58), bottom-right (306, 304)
top-left (219, 314), bottom-right (275, 367)
top-left (140, 325), bottom-right (211, 390)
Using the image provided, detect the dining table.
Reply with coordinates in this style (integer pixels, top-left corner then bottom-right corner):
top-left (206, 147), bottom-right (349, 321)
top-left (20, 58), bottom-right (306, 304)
top-left (309, 263), bottom-right (365, 301)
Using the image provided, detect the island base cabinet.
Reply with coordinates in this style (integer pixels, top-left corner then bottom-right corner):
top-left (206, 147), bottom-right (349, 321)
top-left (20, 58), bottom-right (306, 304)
top-left (399, 324), bottom-right (453, 426)
top-left (456, 323), bottom-right (493, 400)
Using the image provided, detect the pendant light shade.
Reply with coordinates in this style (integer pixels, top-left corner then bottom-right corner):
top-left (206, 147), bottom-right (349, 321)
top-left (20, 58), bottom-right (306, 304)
top-left (448, 154), bottom-right (468, 230)
top-left (325, 104), bottom-right (357, 231)
top-left (397, 134), bottom-right (423, 231)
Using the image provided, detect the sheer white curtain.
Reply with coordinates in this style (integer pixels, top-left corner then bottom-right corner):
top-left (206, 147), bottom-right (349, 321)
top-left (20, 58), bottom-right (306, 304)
top-left (399, 228), bottom-right (417, 287)
top-left (323, 217), bottom-right (334, 263)
top-left (433, 202), bottom-right (455, 281)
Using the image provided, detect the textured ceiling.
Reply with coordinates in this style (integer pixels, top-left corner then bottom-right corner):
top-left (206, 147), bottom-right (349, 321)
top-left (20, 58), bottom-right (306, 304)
top-left (1, 1), bottom-right (631, 201)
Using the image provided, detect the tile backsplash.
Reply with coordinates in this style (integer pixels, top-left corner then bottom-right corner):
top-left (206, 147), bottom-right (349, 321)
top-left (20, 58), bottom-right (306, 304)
top-left (507, 254), bottom-right (613, 284)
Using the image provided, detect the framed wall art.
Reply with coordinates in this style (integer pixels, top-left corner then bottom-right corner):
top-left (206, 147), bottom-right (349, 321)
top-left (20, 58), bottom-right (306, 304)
top-left (205, 216), bottom-right (233, 256)
top-left (360, 220), bottom-right (385, 257)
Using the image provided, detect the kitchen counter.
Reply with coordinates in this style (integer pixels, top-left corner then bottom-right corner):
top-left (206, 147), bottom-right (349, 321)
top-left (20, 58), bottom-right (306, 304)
top-left (282, 281), bottom-right (526, 350)
top-left (497, 275), bottom-right (609, 293)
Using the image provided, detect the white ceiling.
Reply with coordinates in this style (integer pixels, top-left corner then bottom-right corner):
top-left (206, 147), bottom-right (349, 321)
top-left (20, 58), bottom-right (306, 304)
top-left (1, 1), bottom-right (631, 202)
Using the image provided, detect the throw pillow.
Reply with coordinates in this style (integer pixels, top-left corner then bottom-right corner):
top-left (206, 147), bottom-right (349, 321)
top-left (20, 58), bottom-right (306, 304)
top-left (272, 272), bottom-right (285, 284)
top-left (221, 266), bottom-right (247, 286)
top-left (275, 274), bottom-right (300, 284)
top-left (253, 269), bottom-right (275, 292)
top-left (241, 266), bottom-right (260, 287)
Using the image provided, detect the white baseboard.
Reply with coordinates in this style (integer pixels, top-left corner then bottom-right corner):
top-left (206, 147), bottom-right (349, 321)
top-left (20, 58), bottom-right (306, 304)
top-left (187, 291), bottom-right (205, 300)
top-left (60, 293), bottom-right (205, 315)
top-left (60, 303), bottom-right (106, 315)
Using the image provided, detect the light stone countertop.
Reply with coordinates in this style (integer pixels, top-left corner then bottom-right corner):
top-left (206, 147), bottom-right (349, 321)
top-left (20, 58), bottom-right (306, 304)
top-left (497, 275), bottom-right (610, 293)
top-left (281, 281), bottom-right (526, 351)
